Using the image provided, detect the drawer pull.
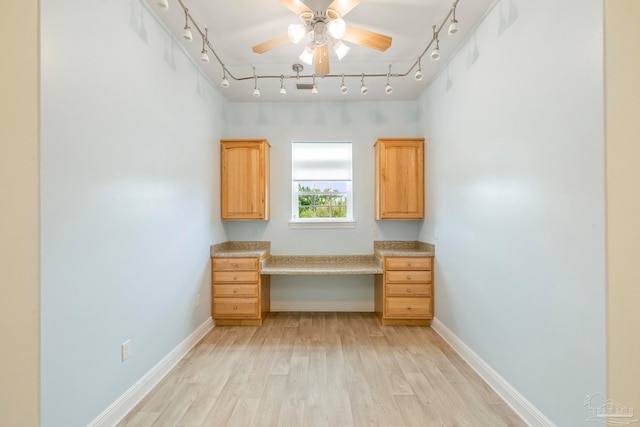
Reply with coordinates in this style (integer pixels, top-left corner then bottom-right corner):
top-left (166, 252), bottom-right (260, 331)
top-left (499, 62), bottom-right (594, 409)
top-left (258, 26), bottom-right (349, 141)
top-left (407, 306), bottom-right (412, 310)
top-left (406, 275), bottom-right (412, 280)
top-left (233, 289), bottom-right (238, 294)
top-left (407, 262), bottom-right (412, 267)
top-left (407, 288), bottom-right (412, 293)
top-left (233, 305), bottom-right (238, 310)
top-left (232, 262), bottom-right (238, 268)
top-left (233, 275), bottom-right (238, 280)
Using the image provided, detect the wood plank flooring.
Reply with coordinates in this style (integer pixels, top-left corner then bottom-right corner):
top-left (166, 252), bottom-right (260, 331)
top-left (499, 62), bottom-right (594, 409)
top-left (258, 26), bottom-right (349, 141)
top-left (117, 312), bottom-right (526, 427)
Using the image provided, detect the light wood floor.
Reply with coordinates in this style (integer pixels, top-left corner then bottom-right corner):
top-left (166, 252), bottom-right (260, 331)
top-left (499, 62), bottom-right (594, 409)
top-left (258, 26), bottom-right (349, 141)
top-left (117, 312), bottom-right (526, 427)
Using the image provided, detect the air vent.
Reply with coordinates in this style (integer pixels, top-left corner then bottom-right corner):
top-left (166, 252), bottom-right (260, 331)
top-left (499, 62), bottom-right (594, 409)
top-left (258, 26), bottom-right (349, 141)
top-left (296, 83), bottom-right (314, 90)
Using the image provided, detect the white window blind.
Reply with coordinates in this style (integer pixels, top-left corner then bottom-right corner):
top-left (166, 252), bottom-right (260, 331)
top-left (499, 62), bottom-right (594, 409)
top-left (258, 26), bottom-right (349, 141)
top-left (292, 142), bottom-right (352, 181)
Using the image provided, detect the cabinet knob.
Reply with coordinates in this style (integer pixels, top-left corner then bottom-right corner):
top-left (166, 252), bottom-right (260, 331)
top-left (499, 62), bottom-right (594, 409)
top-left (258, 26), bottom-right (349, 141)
top-left (233, 305), bottom-right (238, 310)
top-left (407, 263), bottom-right (412, 267)
top-left (233, 288), bottom-right (238, 294)
top-left (407, 288), bottom-right (412, 294)
top-left (406, 275), bottom-right (412, 280)
top-left (233, 275), bottom-right (238, 280)
top-left (232, 263), bottom-right (238, 268)
top-left (407, 306), bottom-right (412, 310)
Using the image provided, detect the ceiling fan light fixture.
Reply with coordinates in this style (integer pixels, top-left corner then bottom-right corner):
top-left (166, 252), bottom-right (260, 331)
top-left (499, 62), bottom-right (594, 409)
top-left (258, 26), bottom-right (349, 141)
top-left (327, 18), bottom-right (346, 39)
top-left (299, 45), bottom-right (314, 66)
top-left (288, 24), bottom-right (307, 44)
top-left (333, 40), bottom-right (350, 60)
top-left (156, 0), bottom-right (169, 11)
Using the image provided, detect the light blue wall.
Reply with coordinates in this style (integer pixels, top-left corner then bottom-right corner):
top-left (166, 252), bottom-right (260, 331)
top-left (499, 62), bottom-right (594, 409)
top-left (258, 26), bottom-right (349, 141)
top-left (40, 0), bottom-right (226, 425)
top-left (417, 0), bottom-right (606, 425)
top-left (225, 101), bottom-right (422, 310)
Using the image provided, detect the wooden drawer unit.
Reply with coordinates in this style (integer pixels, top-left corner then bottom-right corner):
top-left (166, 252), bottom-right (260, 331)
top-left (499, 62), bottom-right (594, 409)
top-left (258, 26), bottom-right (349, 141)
top-left (211, 256), bottom-right (270, 326)
top-left (375, 255), bottom-right (434, 326)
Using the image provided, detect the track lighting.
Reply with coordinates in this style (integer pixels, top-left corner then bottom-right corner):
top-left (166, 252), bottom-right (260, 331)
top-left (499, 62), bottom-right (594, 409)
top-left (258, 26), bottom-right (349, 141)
top-left (182, 9), bottom-right (192, 41)
top-left (200, 28), bottom-right (209, 62)
top-left (340, 74), bottom-right (348, 94)
top-left (414, 60), bottom-right (424, 81)
top-left (156, 0), bottom-right (169, 11)
top-left (221, 67), bottom-right (230, 88)
top-left (288, 24), bottom-right (306, 44)
top-left (360, 74), bottom-right (368, 95)
top-left (252, 67), bottom-right (260, 97)
top-left (159, 0), bottom-right (463, 97)
top-left (431, 26), bottom-right (440, 61)
top-left (448, 5), bottom-right (459, 35)
top-left (279, 75), bottom-right (287, 96)
top-left (385, 65), bottom-right (393, 94)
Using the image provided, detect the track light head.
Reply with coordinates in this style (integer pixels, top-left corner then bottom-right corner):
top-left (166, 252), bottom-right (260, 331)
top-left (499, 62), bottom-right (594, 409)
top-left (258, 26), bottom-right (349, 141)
top-left (156, 0), bottom-right (169, 11)
top-left (280, 86), bottom-right (287, 96)
top-left (431, 47), bottom-right (440, 61)
top-left (340, 84), bottom-right (348, 94)
top-left (182, 26), bottom-right (193, 41)
top-left (448, 19), bottom-right (459, 35)
top-left (221, 77), bottom-right (229, 88)
top-left (200, 50), bottom-right (210, 62)
top-left (414, 60), bottom-right (424, 81)
top-left (253, 88), bottom-right (261, 97)
top-left (385, 84), bottom-right (393, 94)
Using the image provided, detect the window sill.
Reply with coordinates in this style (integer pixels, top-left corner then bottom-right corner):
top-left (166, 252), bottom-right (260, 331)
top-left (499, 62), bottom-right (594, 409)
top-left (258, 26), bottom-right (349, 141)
top-left (289, 221), bottom-right (356, 229)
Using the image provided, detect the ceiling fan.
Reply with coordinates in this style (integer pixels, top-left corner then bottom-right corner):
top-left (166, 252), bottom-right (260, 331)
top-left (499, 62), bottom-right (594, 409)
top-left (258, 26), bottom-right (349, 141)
top-left (251, 0), bottom-right (392, 77)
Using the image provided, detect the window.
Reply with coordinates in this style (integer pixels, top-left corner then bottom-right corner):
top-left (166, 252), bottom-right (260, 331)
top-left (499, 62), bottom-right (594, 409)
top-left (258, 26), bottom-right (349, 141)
top-left (291, 141), bottom-right (354, 227)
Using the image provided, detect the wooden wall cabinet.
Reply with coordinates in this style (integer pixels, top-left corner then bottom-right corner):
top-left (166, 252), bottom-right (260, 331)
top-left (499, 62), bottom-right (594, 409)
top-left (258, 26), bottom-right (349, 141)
top-left (220, 139), bottom-right (270, 220)
top-left (375, 256), bottom-right (433, 326)
top-left (374, 138), bottom-right (424, 220)
top-left (211, 257), bottom-right (270, 326)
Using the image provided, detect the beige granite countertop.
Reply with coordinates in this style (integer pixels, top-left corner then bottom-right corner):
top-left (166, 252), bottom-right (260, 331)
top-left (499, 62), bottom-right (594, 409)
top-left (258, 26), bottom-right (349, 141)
top-left (262, 255), bottom-right (383, 275)
top-left (211, 241), bottom-right (434, 273)
top-left (373, 240), bottom-right (435, 257)
top-left (210, 241), bottom-right (270, 258)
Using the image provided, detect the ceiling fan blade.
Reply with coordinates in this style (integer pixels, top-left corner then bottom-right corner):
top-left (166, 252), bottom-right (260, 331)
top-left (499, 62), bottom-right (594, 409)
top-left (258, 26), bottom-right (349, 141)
top-left (342, 26), bottom-right (392, 51)
top-left (278, 0), bottom-right (312, 17)
top-left (314, 44), bottom-right (330, 77)
top-left (252, 33), bottom-right (290, 54)
top-left (328, 0), bottom-right (362, 17)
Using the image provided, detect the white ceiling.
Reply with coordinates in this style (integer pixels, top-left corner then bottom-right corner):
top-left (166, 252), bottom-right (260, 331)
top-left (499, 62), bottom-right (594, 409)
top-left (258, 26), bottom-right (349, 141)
top-left (146, 0), bottom-right (495, 102)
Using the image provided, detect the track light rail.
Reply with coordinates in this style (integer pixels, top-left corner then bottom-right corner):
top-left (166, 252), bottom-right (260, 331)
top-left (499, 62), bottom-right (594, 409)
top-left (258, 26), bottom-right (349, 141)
top-left (170, 0), bottom-right (461, 92)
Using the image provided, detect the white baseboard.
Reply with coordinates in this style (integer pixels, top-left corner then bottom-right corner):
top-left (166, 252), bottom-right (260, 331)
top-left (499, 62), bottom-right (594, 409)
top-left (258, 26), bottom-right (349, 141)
top-left (431, 318), bottom-right (555, 427)
top-left (270, 301), bottom-right (374, 312)
top-left (87, 318), bottom-right (214, 427)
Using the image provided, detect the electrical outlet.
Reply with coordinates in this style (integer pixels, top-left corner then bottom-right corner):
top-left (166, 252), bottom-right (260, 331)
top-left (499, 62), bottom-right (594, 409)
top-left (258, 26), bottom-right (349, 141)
top-left (196, 294), bottom-right (201, 307)
top-left (121, 340), bottom-right (131, 361)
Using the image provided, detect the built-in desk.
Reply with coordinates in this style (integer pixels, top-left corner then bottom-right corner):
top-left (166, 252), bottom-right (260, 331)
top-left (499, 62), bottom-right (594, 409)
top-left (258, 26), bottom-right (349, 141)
top-left (261, 255), bottom-right (383, 275)
top-left (210, 241), bottom-right (435, 326)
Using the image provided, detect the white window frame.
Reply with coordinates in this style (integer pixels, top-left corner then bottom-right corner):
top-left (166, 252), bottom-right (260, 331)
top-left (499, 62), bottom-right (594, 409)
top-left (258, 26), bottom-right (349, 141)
top-left (290, 141), bottom-right (355, 229)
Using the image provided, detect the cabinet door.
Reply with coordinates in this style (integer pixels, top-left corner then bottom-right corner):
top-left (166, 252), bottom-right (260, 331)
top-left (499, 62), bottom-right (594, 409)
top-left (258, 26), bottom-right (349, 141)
top-left (375, 139), bottom-right (424, 220)
top-left (221, 140), bottom-right (270, 220)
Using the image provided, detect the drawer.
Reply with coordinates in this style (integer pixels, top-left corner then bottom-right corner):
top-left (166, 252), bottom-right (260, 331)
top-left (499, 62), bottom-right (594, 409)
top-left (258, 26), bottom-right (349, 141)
top-left (385, 297), bottom-right (431, 318)
top-left (213, 284), bottom-right (259, 297)
top-left (213, 297), bottom-right (259, 317)
top-left (385, 270), bottom-right (432, 283)
top-left (213, 271), bottom-right (259, 283)
top-left (386, 283), bottom-right (431, 297)
top-left (212, 257), bottom-right (259, 271)
top-left (385, 257), bottom-right (432, 271)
